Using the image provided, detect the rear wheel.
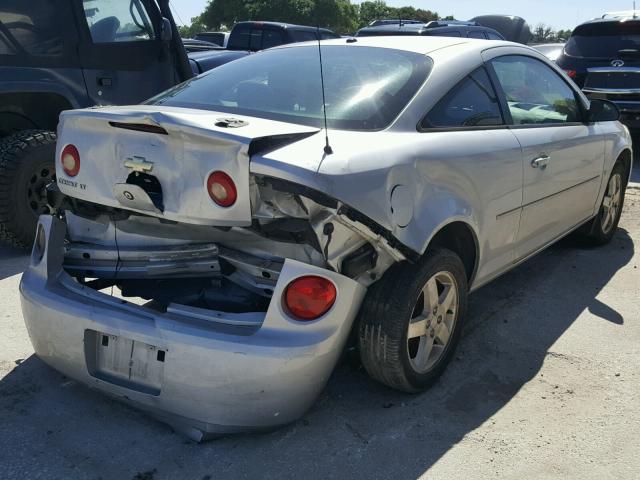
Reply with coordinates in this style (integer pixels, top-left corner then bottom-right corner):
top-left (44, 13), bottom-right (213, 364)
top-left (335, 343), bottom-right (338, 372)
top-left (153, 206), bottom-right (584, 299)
top-left (575, 162), bottom-right (626, 246)
top-left (358, 247), bottom-right (468, 392)
top-left (0, 130), bottom-right (57, 248)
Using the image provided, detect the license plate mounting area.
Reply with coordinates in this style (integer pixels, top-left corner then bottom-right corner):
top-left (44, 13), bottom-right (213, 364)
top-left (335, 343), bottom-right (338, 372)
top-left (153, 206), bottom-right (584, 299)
top-left (84, 330), bottom-right (165, 396)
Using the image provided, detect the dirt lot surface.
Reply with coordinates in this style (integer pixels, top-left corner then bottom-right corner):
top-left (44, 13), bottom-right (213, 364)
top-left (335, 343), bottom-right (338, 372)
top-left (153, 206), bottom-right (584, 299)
top-left (1, 176), bottom-right (639, 480)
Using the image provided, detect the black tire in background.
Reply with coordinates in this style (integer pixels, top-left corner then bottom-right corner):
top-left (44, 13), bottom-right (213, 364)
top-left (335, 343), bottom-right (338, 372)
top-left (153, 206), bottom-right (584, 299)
top-left (575, 161), bottom-right (627, 246)
top-left (358, 247), bottom-right (468, 392)
top-left (0, 130), bottom-right (57, 249)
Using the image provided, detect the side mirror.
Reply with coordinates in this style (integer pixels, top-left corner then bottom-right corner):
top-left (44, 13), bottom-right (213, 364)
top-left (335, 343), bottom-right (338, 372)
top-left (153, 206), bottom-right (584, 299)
top-left (588, 99), bottom-right (620, 122)
top-left (160, 17), bottom-right (173, 43)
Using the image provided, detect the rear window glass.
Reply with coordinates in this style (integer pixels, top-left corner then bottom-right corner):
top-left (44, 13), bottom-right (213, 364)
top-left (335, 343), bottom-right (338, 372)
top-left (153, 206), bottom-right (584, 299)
top-left (290, 30), bottom-right (318, 43)
top-left (422, 68), bottom-right (503, 128)
top-left (0, 0), bottom-right (62, 55)
top-left (149, 46), bottom-right (432, 131)
top-left (565, 21), bottom-right (640, 58)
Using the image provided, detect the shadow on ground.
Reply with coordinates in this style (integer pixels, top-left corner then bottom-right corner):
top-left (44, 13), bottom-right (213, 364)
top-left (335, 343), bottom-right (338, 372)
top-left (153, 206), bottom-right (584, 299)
top-left (0, 225), bottom-right (633, 480)
top-left (0, 244), bottom-right (29, 281)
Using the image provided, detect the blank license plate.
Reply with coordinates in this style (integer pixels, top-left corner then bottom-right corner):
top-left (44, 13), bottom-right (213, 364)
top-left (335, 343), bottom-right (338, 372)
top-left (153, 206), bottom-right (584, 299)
top-left (84, 330), bottom-right (166, 395)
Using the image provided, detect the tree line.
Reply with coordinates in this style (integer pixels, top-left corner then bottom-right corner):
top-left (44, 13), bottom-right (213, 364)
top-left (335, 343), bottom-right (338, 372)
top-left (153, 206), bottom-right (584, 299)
top-left (531, 24), bottom-right (573, 43)
top-left (179, 0), bottom-right (449, 37)
top-left (178, 0), bottom-right (575, 42)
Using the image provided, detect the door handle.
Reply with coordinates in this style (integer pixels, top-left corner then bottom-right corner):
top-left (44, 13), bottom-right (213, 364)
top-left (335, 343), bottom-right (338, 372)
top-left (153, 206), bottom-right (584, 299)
top-left (531, 155), bottom-right (550, 169)
top-left (97, 76), bottom-right (113, 87)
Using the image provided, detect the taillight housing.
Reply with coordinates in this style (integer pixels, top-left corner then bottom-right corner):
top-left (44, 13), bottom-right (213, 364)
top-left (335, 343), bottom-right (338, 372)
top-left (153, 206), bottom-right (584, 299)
top-left (564, 69), bottom-right (577, 79)
top-left (60, 144), bottom-right (80, 177)
top-left (284, 276), bottom-right (337, 321)
top-left (207, 171), bottom-right (237, 207)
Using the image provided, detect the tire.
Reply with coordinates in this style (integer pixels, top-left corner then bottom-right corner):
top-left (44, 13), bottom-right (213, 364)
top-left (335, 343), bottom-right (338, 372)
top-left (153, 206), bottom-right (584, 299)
top-left (575, 161), bottom-right (627, 246)
top-left (0, 130), bottom-right (57, 249)
top-left (358, 247), bottom-right (468, 392)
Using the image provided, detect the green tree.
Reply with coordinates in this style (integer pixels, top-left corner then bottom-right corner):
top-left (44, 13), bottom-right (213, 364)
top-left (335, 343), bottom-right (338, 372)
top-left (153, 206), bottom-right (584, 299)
top-left (532, 23), bottom-right (555, 43)
top-left (197, 0), bottom-right (448, 35)
top-left (178, 16), bottom-right (210, 37)
top-left (201, 0), bottom-right (357, 33)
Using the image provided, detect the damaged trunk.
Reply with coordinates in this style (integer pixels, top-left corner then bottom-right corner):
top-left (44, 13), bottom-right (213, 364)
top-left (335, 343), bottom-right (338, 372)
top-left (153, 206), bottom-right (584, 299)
top-left (54, 107), bottom-right (407, 319)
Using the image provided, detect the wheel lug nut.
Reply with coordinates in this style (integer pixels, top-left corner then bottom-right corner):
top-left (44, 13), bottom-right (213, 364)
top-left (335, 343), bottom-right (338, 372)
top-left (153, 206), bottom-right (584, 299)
top-left (432, 307), bottom-right (438, 315)
top-left (430, 328), bottom-right (435, 338)
top-left (437, 316), bottom-right (442, 324)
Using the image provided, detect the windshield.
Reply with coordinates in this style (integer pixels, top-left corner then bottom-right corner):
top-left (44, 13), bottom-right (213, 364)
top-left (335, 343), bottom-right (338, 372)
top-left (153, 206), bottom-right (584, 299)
top-left (565, 21), bottom-right (640, 58)
top-left (148, 45), bottom-right (432, 131)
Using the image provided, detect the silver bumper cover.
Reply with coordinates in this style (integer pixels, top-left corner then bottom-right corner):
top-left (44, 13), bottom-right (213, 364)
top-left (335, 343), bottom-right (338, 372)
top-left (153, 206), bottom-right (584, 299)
top-left (20, 216), bottom-right (366, 440)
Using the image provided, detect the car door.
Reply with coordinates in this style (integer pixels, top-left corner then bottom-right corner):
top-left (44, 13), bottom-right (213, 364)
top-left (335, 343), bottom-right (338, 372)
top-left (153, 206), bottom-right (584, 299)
top-left (486, 52), bottom-right (605, 259)
top-left (418, 67), bottom-right (524, 284)
top-left (72, 0), bottom-right (178, 106)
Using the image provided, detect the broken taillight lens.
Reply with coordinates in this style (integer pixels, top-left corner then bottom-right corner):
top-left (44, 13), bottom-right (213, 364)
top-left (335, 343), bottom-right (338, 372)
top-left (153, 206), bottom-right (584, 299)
top-left (207, 171), bottom-right (237, 207)
top-left (284, 276), bottom-right (337, 321)
top-left (61, 144), bottom-right (80, 177)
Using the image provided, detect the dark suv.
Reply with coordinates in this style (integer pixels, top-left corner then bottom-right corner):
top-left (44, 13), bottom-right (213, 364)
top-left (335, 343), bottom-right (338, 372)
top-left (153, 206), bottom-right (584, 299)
top-left (355, 20), bottom-right (505, 40)
top-left (557, 13), bottom-right (640, 130)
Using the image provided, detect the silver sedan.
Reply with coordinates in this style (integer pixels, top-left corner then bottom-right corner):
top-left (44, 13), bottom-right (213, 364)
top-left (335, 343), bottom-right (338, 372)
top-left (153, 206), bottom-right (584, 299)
top-left (21, 36), bottom-right (631, 439)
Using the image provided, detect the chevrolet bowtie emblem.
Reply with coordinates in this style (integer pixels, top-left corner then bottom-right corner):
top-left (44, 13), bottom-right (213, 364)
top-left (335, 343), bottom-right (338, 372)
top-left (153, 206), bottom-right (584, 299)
top-left (124, 156), bottom-right (154, 173)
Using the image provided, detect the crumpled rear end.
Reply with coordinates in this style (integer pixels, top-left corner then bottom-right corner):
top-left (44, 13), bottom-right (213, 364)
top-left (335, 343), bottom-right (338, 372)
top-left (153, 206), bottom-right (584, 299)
top-left (20, 216), bottom-right (365, 440)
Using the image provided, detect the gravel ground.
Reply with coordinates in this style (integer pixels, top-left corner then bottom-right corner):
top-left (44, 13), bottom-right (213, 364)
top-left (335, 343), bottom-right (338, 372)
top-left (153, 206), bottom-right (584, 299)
top-left (1, 178), bottom-right (639, 480)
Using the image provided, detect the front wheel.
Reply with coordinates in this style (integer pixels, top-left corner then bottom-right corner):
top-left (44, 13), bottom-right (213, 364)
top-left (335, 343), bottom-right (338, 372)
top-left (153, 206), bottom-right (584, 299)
top-left (575, 162), bottom-right (627, 246)
top-left (0, 130), bottom-right (57, 249)
top-left (358, 247), bottom-right (468, 392)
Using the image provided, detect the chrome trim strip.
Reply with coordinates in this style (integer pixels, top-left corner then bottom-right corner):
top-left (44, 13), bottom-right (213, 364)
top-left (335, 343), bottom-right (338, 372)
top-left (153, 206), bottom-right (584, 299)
top-left (583, 87), bottom-right (640, 94)
top-left (587, 67), bottom-right (640, 73)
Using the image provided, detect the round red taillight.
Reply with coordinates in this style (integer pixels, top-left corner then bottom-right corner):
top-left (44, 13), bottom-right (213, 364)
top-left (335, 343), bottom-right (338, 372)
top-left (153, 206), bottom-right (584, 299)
top-left (207, 171), bottom-right (237, 207)
top-left (60, 144), bottom-right (80, 177)
top-left (284, 276), bottom-right (337, 321)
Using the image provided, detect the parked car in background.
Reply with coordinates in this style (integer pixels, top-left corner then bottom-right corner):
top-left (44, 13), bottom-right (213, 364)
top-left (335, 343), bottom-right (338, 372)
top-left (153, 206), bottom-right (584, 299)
top-left (0, 0), bottom-right (202, 248)
top-left (195, 31), bottom-right (229, 47)
top-left (181, 38), bottom-right (223, 53)
top-left (532, 42), bottom-right (565, 62)
top-left (356, 20), bottom-right (505, 40)
top-left (557, 11), bottom-right (640, 131)
top-left (21, 36), bottom-right (630, 440)
top-left (471, 15), bottom-right (531, 43)
top-left (369, 19), bottom-right (423, 27)
top-left (186, 21), bottom-right (340, 73)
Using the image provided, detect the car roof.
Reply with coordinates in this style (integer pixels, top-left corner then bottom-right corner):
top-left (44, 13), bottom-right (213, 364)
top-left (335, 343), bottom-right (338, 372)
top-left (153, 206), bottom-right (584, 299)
top-left (356, 22), bottom-right (501, 37)
top-left (273, 35), bottom-right (513, 55)
top-left (578, 15), bottom-right (640, 27)
top-left (234, 21), bottom-right (333, 33)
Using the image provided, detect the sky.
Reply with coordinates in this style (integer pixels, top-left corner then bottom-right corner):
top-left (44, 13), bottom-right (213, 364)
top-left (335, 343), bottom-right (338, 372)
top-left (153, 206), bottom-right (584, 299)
top-left (169, 1), bottom-right (637, 31)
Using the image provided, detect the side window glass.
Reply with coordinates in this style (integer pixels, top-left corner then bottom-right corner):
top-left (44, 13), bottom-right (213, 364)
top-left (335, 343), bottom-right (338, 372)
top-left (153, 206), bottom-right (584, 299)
top-left (430, 30), bottom-right (461, 37)
top-left (290, 30), bottom-right (317, 43)
top-left (422, 67), bottom-right (503, 128)
top-left (487, 32), bottom-right (503, 40)
top-left (468, 31), bottom-right (485, 39)
top-left (0, 0), bottom-right (63, 55)
top-left (262, 29), bottom-right (285, 49)
top-left (83, 0), bottom-right (155, 43)
top-left (491, 55), bottom-right (581, 124)
top-left (227, 25), bottom-right (250, 50)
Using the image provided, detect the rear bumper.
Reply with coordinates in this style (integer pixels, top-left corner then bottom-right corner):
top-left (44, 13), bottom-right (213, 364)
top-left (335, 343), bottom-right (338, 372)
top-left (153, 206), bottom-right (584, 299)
top-left (20, 216), bottom-right (366, 440)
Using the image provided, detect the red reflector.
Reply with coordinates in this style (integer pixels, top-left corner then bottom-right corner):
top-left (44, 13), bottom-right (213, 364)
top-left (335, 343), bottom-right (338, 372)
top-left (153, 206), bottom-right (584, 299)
top-left (284, 276), bottom-right (337, 321)
top-left (565, 69), bottom-right (577, 79)
top-left (207, 171), bottom-right (237, 207)
top-left (61, 144), bottom-right (80, 177)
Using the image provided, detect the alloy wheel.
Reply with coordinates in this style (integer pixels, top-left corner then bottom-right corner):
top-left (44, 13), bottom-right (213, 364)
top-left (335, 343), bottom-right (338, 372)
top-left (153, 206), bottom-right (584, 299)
top-left (407, 271), bottom-right (459, 374)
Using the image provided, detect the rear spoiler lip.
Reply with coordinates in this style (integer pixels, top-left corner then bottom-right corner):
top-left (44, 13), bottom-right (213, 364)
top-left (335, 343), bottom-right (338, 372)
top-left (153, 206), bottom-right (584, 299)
top-left (109, 122), bottom-right (169, 135)
top-left (248, 131), bottom-right (319, 157)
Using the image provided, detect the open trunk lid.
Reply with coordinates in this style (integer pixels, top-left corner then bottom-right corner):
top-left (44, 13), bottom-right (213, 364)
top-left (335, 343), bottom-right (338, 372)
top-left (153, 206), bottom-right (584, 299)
top-left (56, 106), bottom-right (319, 226)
